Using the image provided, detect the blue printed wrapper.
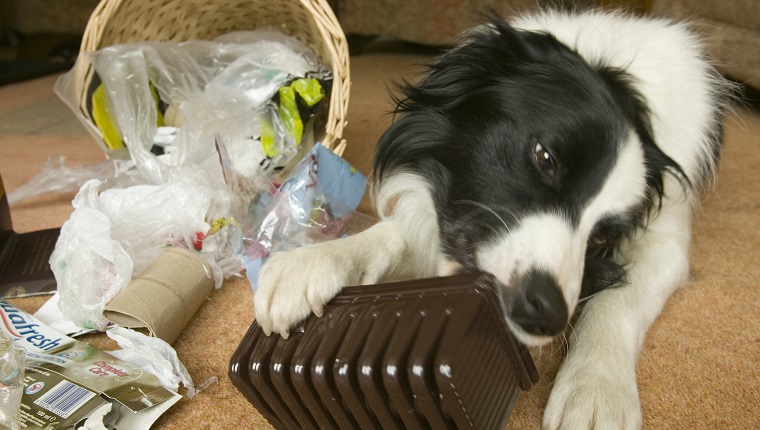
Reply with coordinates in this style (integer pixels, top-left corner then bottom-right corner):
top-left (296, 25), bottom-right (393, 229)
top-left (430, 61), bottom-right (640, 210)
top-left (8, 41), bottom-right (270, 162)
top-left (239, 143), bottom-right (374, 292)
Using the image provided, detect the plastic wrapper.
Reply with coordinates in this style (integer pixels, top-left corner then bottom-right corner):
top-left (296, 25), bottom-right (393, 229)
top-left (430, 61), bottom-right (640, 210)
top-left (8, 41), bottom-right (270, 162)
top-left (54, 30), bottom-right (330, 187)
top-left (219, 142), bottom-right (375, 291)
top-left (50, 166), bottom-right (242, 330)
top-left (106, 326), bottom-right (217, 399)
top-left (7, 156), bottom-right (144, 206)
top-left (49, 181), bottom-right (134, 331)
top-left (0, 330), bottom-right (25, 430)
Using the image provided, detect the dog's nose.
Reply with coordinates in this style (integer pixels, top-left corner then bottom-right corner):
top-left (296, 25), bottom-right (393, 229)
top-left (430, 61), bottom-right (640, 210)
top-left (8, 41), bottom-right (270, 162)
top-left (511, 269), bottom-right (568, 336)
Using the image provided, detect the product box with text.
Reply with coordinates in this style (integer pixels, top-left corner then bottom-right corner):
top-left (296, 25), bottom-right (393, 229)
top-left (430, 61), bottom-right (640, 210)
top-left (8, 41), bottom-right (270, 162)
top-left (1, 299), bottom-right (180, 429)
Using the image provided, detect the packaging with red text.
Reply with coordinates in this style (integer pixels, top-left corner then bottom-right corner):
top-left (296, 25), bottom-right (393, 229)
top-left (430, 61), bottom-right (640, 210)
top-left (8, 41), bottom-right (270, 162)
top-left (1, 299), bottom-right (180, 429)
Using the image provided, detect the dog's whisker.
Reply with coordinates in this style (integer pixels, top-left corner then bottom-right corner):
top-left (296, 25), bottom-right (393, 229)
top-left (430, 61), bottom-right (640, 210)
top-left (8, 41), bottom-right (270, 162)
top-left (471, 220), bottom-right (500, 238)
top-left (564, 320), bottom-right (577, 352)
top-left (481, 202), bottom-right (519, 223)
top-left (452, 199), bottom-right (513, 231)
top-left (455, 207), bottom-right (490, 226)
top-left (548, 334), bottom-right (566, 358)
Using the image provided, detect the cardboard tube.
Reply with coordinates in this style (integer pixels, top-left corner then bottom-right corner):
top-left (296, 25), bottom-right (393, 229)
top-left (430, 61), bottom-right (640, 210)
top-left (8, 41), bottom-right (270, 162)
top-left (104, 247), bottom-right (214, 344)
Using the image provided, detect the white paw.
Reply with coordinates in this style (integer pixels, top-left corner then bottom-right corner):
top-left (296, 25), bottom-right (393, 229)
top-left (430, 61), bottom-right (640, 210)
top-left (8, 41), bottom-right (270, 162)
top-left (253, 245), bottom-right (369, 339)
top-left (543, 354), bottom-right (641, 430)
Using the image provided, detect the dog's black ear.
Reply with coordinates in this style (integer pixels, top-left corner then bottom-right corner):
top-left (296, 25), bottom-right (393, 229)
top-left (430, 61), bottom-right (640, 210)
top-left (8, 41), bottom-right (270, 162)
top-left (597, 67), bottom-right (690, 215)
top-left (373, 109), bottom-right (451, 182)
top-left (479, 15), bottom-right (569, 63)
top-left (393, 15), bottom-right (580, 116)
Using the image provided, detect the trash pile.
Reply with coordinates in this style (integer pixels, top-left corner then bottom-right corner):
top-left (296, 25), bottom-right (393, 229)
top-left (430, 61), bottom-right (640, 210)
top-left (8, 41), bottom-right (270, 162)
top-left (47, 29), bottom-right (352, 330)
top-left (5, 29), bottom-right (370, 429)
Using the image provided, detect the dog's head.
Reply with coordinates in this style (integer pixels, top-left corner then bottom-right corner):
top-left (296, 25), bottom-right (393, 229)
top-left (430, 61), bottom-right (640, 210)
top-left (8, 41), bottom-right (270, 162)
top-left (374, 17), bottom-right (687, 346)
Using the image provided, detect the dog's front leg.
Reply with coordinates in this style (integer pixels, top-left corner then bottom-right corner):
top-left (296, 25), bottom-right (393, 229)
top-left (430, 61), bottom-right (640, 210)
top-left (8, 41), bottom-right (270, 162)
top-left (255, 173), bottom-right (441, 338)
top-left (543, 202), bottom-right (693, 430)
top-left (254, 220), bottom-right (410, 338)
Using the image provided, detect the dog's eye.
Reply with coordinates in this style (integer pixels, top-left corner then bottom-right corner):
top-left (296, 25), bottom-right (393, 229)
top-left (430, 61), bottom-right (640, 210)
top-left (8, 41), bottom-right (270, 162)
top-left (534, 142), bottom-right (557, 177)
top-left (587, 230), bottom-right (623, 258)
top-left (589, 232), bottom-right (608, 247)
top-left (586, 232), bottom-right (609, 258)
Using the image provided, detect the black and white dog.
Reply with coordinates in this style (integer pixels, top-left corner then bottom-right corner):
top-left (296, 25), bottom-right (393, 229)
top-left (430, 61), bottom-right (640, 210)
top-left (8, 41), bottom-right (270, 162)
top-left (255, 10), bottom-right (730, 429)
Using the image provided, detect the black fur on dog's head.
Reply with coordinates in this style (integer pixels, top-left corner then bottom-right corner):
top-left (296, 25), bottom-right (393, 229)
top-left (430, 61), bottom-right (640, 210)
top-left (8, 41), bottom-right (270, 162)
top-left (373, 16), bottom-right (688, 343)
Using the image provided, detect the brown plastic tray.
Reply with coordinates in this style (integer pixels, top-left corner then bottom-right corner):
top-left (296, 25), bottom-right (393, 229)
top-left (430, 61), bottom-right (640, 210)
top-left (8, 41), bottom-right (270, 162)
top-left (230, 272), bottom-right (539, 430)
top-left (0, 180), bottom-right (60, 298)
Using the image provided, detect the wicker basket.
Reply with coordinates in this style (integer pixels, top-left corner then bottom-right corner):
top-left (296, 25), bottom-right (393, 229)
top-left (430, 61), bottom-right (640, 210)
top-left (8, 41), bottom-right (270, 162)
top-left (68, 0), bottom-right (350, 156)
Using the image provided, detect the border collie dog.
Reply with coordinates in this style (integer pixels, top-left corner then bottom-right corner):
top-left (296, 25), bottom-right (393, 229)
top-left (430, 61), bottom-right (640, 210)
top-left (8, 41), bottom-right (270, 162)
top-left (255, 10), bottom-right (729, 429)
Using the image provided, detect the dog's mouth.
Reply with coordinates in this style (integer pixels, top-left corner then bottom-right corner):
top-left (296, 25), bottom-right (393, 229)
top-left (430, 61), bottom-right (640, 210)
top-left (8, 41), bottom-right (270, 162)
top-left (441, 258), bottom-right (572, 346)
top-left (504, 318), bottom-right (559, 347)
top-left (487, 271), bottom-right (572, 347)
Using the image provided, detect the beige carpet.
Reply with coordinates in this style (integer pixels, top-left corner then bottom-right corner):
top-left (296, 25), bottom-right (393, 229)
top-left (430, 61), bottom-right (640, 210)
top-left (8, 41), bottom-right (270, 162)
top-left (1, 48), bottom-right (758, 429)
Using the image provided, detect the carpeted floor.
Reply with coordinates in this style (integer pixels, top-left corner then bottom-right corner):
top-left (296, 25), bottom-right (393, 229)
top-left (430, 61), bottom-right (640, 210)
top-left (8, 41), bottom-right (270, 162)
top-left (1, 46), bottom-right (758, 429)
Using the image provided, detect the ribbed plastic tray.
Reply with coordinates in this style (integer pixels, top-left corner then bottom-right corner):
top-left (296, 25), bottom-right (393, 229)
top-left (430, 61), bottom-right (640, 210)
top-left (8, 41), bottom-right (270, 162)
top-left (229, 272), bottom-right (538, 430)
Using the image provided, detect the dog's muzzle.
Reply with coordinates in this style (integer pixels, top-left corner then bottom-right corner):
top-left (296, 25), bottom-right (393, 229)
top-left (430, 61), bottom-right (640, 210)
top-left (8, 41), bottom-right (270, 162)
top-left (509, 269), bottom-right (568, 336)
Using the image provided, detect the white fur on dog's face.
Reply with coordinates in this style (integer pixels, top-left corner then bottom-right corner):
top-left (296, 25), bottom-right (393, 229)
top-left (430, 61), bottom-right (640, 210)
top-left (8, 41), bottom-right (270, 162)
top-left (446, 135), bottom-right (649, 346)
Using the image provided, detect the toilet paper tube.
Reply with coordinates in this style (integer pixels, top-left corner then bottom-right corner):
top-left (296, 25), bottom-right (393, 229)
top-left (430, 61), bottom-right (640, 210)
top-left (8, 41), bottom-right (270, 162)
top-left (104, 247), bottom-right (214, 344)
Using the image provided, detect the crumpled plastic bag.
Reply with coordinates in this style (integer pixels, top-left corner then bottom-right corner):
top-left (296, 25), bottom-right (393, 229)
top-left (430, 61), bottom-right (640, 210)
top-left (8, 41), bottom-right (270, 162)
top-left (6, 154), bottom-right (152, 208)
top-left (226, 143), bottom-right (375, 291)
top-left (0, 331), bottom-right (25, 430)
top-left (49, 184), bottom-right (134, 330)
top-left (54, 29), bottom-right (329, 187)
top-left (51, 166), bottom-right (242, 330)
top-left (106, 326), bottom-right (216, 399)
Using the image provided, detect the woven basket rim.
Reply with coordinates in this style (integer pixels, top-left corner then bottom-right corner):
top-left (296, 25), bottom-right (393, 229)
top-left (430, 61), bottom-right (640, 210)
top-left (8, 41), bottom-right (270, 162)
top-left (71, 0), bottom-right (350, 156)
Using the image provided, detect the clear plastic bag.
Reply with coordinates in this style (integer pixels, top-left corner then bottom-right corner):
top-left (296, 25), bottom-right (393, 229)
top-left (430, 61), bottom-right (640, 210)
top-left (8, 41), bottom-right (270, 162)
top-left (0, 330), bottom-right (25, 430)
top-left (223, 142), bottom-right (375, 291)
top-left (49, 179), bottom-right (134, 330)
top-left (7, 155), bottom-right (144, 206)
top-left (107, 326), bottom-right (217, 399)
top-left (54, 29), bottom-right (328, 186)
top-left (50, 166), bottom-right (242, 330)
